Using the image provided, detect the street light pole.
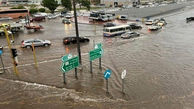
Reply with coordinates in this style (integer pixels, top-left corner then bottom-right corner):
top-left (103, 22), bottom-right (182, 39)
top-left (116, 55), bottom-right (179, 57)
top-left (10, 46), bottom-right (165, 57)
top-left (73, 0), bottom-right (82, 65)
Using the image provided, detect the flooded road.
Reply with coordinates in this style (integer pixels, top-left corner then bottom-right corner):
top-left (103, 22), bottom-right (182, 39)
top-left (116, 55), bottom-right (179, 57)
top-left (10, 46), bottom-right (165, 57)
top-left (0, 7), bottom-right (194, 109)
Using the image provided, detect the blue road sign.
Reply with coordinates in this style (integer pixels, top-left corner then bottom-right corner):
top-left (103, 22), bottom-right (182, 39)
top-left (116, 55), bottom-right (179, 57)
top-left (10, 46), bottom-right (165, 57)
top-left (0, 50), bottom-right (2, 55)
top-left (104, 69), bottom-right (112, 80)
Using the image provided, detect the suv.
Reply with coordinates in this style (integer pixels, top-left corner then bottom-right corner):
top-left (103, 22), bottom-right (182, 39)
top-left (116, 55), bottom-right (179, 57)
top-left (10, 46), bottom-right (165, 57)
top-left (21, 39), bottom-right (51, 48)
top-left (63, 37), bottom-right (90, 45)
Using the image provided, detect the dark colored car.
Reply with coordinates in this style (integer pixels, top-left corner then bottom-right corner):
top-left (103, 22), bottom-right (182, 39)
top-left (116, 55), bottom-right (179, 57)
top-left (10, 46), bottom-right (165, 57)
top-left (186, 17), bottom-right (194, 23)
top-left (103, 22), bottom-right (116, 27)
top-left (30, 16), bottom-right (46, 22)
top-left (63, 37), bottom-right (90, 45)
top-left (129, 23), bottom-right (142, 29)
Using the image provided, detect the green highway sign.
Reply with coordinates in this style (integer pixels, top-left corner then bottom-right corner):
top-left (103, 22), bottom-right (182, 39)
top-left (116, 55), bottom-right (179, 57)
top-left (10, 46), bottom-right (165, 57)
top-left (95, 43), bottom-right (102, 49)
top-left (89, 48), bottom-right (102, 61)
top-left (61, 56), bottom-right (79, 73)
top-left (62, 54), bottom-right (72, 62)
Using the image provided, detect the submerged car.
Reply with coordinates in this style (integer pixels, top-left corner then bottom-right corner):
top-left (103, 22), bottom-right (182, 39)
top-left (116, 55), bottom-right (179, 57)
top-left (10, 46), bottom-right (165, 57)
top-left (145, 19), bottom-right (154, 25)
top-left (63, 37), bottom-right (90, 45)
top-left (103, 22), bottom-right (116, 27)
top-left (62, 18), bottom-right (71, 24)
top-left (148, 25), bottom-right (162, 31)
top-left (128, 23), bottom-right (142, 29)
top-left (186, 17), bottom-right (194, 23)
top-left (21, 39), bottom-right (51, 48)
top-left (121, 31), bottom-right (140, 39)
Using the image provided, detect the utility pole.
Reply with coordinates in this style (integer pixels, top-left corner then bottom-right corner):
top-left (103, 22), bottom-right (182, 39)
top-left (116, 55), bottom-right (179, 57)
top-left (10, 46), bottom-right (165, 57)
top-left (73, 0), bottom-right (82, 65)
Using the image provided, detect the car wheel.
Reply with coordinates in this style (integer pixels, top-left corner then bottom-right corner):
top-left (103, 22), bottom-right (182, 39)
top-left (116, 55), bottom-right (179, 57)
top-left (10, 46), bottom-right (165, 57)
top-left (26, 45), bottom-right (31, 48)
top-left (44, 44), bottom-right (49, 47)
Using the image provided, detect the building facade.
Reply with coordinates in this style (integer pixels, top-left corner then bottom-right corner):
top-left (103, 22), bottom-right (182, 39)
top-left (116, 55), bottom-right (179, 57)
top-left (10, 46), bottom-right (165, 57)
top-left (101, 0), bottom-right (133, 7)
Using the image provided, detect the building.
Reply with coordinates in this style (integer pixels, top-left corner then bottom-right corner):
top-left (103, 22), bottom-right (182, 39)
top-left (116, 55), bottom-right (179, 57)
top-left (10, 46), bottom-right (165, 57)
top-left (7, 0), bottom-right (29, 4)
top-left (101, 0), bottom-right (132, 7)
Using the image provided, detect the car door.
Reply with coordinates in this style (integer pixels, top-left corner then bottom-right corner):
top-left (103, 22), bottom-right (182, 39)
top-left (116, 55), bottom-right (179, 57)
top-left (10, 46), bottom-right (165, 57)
top-left (33, 39), bottom-right (42, 46)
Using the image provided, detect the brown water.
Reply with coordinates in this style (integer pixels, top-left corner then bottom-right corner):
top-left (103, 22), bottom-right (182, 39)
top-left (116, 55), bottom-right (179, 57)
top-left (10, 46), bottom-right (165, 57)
top-left (0, 7), bottom-right (194, 109)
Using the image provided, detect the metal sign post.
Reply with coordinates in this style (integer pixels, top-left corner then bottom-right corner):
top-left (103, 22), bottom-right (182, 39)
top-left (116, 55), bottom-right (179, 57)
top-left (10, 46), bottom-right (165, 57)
top-left (61, 55), bottom-right (79, 84)
top-left (89, 43), bottom-right (103, 73)
top-left (0, 50), bottom-right (5, 74)
top-left (121, 70), bottom-right (126, 94)
top-left (104, 69), bottom-right (112, 94)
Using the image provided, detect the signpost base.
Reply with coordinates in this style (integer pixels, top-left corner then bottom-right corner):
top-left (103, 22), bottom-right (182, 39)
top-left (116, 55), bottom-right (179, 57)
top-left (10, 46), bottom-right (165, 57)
top-left (90, 61), bottom-right (92, 74)
top-left (99, 58), bottom-right (102, 70)
top-left (106, 79), bottom-right (109, 94)
top-left (75, 68), bottom-right (78, 80)
top-left (122, 79), bottom-right (124, 94)
top-left (63, 73), bottom-right (66, 84)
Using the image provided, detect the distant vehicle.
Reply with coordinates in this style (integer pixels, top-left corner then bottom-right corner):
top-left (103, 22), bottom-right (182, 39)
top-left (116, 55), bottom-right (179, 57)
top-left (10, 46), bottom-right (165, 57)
top-left (62, 18), bottom-right (71, 24)
top-left (21, 39), bottom-right (51, 48)
top-left (118, 15), bottom-right (128, 20)
top-left (31, 15), bottom-right (46, 22)
top-left (148, 25), bottom-right (162, 31)
top-left (37, 13), bottom-right (48, 17)
top-left (145, 19), bottom-right (154, 25)
top-left (24, 24), bottom-right (44, 31)
top-left (186, 17), bottom-right (194, 23)
top-left (65, 13), bottom-right (73, 19)
top-left (128, 23), bottom-right (142, 29)
top-left (103, 22), bottom-right (116, 28)
top-left (0, 9), bottom-right (29, 19)
top-left (103, 24), bottom-right (131, 37)
top-left (16, 18), bottom-right (30, 24)
top-left (63, 37), bottom-right (90, 45)
top-left (89, 11), bottom-right (115, 21)
top-left (47, 14), bottom-right (57, 19)
top-left (121, 31), bottom-right (140, 39)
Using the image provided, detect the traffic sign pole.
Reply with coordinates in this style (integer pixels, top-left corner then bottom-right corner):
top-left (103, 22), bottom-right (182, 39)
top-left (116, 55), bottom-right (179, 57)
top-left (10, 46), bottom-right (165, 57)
top-left (75, 68), bottom-right (78, 79)
top-left (106, 79), bottom-right (109, 94)
top-left (122, 79), bottom-right (124, 94)
top-left (99, 58), bottom-right (101, 70)
top-left (63, 73), bottom-right (66, 84)
top-left (4, 28), bottom-right (19, 75)
top-left (90, 61), bottom-right (92, 74)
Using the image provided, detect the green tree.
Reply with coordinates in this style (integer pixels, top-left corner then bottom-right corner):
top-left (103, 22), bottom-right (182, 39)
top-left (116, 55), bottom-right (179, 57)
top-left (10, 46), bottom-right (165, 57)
top-left (39, 8), bottom-right (46, 12)
top-left (42, 0), bottom-right (59, 13)
top-left (81, 0), bottom-right (90, 10)
top-left (61, 0), bottom-right (72, 11)
top-left (29, 8), bottom-right (38, 14)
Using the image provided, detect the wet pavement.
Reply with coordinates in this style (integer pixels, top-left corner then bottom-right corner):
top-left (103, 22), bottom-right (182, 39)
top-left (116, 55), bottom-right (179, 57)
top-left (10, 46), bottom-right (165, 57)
top-left (0, 6), bottom-right (194, 109)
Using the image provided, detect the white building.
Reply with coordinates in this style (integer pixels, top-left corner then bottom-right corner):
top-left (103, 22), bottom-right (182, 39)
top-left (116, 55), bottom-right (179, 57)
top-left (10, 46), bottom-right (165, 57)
top-left (101, 0), bottom-right (133, 7)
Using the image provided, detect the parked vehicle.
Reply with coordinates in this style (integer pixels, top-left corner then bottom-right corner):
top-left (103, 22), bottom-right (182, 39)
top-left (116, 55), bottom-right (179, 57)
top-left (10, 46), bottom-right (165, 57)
top-left (148, 25), bottom-right (162, 31)
top-left (121, 31), bottom-right (140, 39)
top-left (21, 39), bottom-right (51, 48)
top-left (145, 19), bottom-right (153, 25)
top-left (0, 45), bottom-right (3, 50)
top-left (103, 22), bottom-right (116, 28)
top-left (128, 23), bottom-right (142, 29)
top-left (118, 15), bottom-right (128, 20)
top-left (89, 11), bottom-right (115, 21)
top-left (186, 17), bottom-right (194, 23)
top-left (63, 37), bottom-right (90, 45)
top-left (62, 18), bottom-right (71, 24)
top-left (47, 14), bottom-right (57, 19)
top-left (103, 24), bottom-right (131, 37)
top-left (65, 13), bottom-right (73, 19)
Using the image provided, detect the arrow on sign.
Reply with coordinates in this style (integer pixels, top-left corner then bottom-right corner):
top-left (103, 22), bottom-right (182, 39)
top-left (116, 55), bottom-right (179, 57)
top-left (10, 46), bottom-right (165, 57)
top-left (121, 70), bottom-right (126, 79)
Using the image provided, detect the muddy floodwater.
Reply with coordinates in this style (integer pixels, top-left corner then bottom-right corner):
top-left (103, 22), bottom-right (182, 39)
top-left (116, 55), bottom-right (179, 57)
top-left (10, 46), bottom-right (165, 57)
top-left (0, 7), bottom-right (194, 109)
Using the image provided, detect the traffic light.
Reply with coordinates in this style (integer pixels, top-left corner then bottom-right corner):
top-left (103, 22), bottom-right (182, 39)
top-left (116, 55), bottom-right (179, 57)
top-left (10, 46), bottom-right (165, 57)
top-left (11, 48), bottom-right (17, 58)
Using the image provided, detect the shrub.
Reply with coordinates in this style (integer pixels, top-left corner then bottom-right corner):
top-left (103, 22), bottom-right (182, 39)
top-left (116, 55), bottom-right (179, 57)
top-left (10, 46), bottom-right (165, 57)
top-left (29, 8), bottom-right (38, 14)
top-left (39, 8), bottom-right (46, 12)
top-left (11, 5), bottom-right (25, 9)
